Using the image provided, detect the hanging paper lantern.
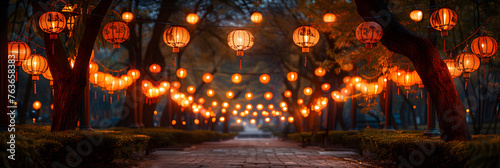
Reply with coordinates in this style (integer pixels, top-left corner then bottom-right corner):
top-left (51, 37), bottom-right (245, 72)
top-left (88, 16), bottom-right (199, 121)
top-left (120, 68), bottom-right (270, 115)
top-left (297, 98), bottom-right (304, 105)
top-left (284, 90), bottom-right (292, 98)
top-left (288, 116), bottom-right (294, 123)
top-left (443, 59), bottom-right (462, 78)
top-left (293, 26), bottom-right (319, 53)
top-left (187, 86), bottom-right (196, 93)
top-left (163, 26), bottom-right (190, 53)
top-left (411, 71), bottom-right (423, 88)
top-left (250, 12), bottom-right (263, 24)
top-left (65, 15), bottom-right (76, 37)
top-left (470, 36), bottom-right (497, 62)
top-left (227, 29), bottom-right (254, 67)
top-left (366, 83), bottom-right (383, 95)
top-left (268, 104), bottom-right (275, 110)
top-left (355, 21), bottom-right (383, 49)
top-left (287, 71), bottom-right (298, 82)
top-left (378, 76), bottom-right (388, 87)
top-left (256, 104), bottom-right (264, 110)
top-left (343, 76), bottom-right (351, 84)
top-left (245, 92), bottom-right (253, 100)
top-left (206, 89), bottom-right (215, 97)
top-left (430, 8), bottom-right (457, 36)
top-left (149, 63), bottom-right (161, 75)
top-left (259, 74), bottom-right (270, 84)
top-left (198, 98), bottom-right (205, 104)
top-left (127, 69), bottom-right (141, 80)
top-left (211, 101), bottom-right (218, 107)
top-left (235, 104), bottom-right (241, 110)
top-left (8, 40), bottom-right (31, 66)
top-left (341, 63), bottom-right (353, 72)
top-left (323, 13), bottom-right (336, 23)
top-left (121, 75), bottom-right (133, 87)
top-left (159, 81), bottom-right (170, 90)
top-left (456, 52), bottom-right (480, 78)
top-left (39, 12), bottom-right (66, 39)
top-left (321, 83), bottom-right (330, 91)
top-left (398, 70), bottom-right (415, 90)
top-left (202, 73), bottom-right (213, 83)
top-left (171, 81), bottom-right (181, 89)
top-left (22, 54), bottom-right (48, 80)
top-left (102, 21), bottom-right (130, 48)
top-left (42, 69), bottom-right (53, 85)
top-left (390, 69), bottom-right (405, 83)
top-left (352, 76), bottom-right (362, 83)
top-left (226, 91), bottom-right (234, 99)
top-left (231, 73), bottom-right (242, 84)
top-left (33, 101), bottom-right (41, 110)
top-left (410, 10), bottom-right (423, 22)
top-left (314, 67), bottom-right (326, 77)
top-left (122, 12), bottom-right (134, 23)
top-left (88, 61), bottom-right (98, 74)
top-left (264, 92), bottom-right (273, 100)
top-left (340, 87), bottom-right (351, 96)
top-left (186, 13), bottom-right (199, 24)
top-left (303, 87), bottom-right (313, 96)
top-left (176, 68), bottom-right (187, 78)
top-left (246, 104), bottom-right (253, 110)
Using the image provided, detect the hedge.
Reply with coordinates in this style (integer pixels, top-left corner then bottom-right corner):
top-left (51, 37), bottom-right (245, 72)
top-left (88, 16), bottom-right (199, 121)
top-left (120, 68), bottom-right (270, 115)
top-left (287, 129), bottom-right (500, 168)
top-left (1, 125), bottom-right (236, 168)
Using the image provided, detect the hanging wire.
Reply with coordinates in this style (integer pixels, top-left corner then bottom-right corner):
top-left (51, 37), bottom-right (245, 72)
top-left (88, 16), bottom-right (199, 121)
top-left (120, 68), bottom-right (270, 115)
top-left (8, 21), bottom-right (46, 50)
top-left (444, 16), bottom-right (491, 53)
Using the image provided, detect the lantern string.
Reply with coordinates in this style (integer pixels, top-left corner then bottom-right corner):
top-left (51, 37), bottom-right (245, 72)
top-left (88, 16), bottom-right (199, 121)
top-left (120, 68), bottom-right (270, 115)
top-left (8, 21), bottom-right (46, 50)
top-left (444, 16), bottom-right (491, 53)
top-left (93, 57), bottom-right (130, 73)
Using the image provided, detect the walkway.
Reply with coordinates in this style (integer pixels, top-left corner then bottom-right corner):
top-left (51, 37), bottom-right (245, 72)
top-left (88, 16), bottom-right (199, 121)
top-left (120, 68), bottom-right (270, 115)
top-left (145, 138), bottom-right (372, 168)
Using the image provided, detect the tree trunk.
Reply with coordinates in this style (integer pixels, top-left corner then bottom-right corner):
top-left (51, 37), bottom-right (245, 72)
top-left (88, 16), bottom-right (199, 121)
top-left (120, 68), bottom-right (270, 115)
top-left (355, 0), bottom-right (471, 141)
top-left (33, 0), bottom-right (113, 131)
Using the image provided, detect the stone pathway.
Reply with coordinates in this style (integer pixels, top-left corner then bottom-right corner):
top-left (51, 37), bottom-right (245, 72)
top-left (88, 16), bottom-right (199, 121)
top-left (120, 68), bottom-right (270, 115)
top-left (145, 138), bottom-right (372, 168)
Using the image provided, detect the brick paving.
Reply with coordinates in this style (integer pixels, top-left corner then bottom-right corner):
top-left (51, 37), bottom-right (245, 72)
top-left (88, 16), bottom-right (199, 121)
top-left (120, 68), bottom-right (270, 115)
top-left (147, 138), bottom-right (369, 168)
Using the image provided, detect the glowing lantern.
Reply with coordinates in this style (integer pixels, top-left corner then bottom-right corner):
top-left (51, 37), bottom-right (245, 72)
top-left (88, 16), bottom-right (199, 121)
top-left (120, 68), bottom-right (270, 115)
top-left (262, 111), bottom-right (269, 116)
top-left (127, 69), bottom-right (141, 80)
top-left (120, 75), bottom-right (133, 87)
top-left (172, 120), bottom-right (177, 125)
top-left (232, 110), bottom-right (238, 116)
top-left (236, 119), bottom-right (242, 124)
top-left (264, 92), bottom-right (273, 100)
top-left (176, 68), bottom-right (187, 78)
top-left (226, 91), bottom-right (234, 99)
top-left (268, 104), bottom-right (275, 110)
top-left (163, 26), bottom-right (190, 53)
top-left (212, 101), bottom-right (218, 107)
top-left (443, 59), bottom-right (462, 78)
top-left (186, 13), bottom-right (199, 24)
top-left (323, 13), bottom-right (336, 23)
top-left (33, 101), bottom-right (41, 110)
top-left (50, 104), bottom-right (53, 110)
top-left (303, 87), bottom-right (313, 96)
top-left (398, 71), bottom-right (415, 90)
top-left (297, 99), bottom-right (304, 105)
top-left (68, 58), bottom-right (75, 69)
top-left (245, 92), bottom-right (253, 100)
top-left (331, 90), bottom-right (340, 99)
top-left (61, 4), bottom-right (74, 12)
top-left (265, 117), bottom-right (271, 123)
top-left (340, 87), bottom-right (351, 96)
top-left (321, 83), bottom-right (330, 91)
top-left (207, 89), bottom-right (215, 97)
top-left (220, 117), bottom-right (225, 122)
top-left (235, 104), bottom-right (241, 110)
top-left (287, 71), bottom-right (298, 82)
top-left (88, 61), bottom-right (98, 74)
top-left (343, 76), bottom-right (351, 84)
top-left (22, 54), bottom-right (48, 80)
top-left (280, 101), bottom-right (287, 108)
top-left (283, 106), bottom-right (288, 111)
top-left (288, 117), bottom-right (294, 123)
top-left (149, 63), bottom-right (161, 75)
top-left (367, 83), bottom-right (383, 95)
top-left (198, 98), bottom-right (205, 104)
top-left (202, 73), bottom-right (213, 83)
top-left (222, 102), bottom-right (229, 108)
top-left (122, 12), bottom-right (134, 22)
top-left (284, 90), bottom-right (292, 98)
top-left (227, 29), bottom-right (254, 57)
top-left (231, 73), bottom-right (242, 83)
top-left (102, 21), bottom-right (130, 48)
top-left (471, 36), bottom-right (497, 62)
top-left (160, 81), bottom-right (170, 90)
top-left (221, 108), bottom-right (227, 114)
top-left (410, 10), bottom-right (423, 22)
top-left (194, 119), bottom-right (200, 125)
top-left (341, 63), bottom-right (354, 72)
top-left (256, 104), bottom-right (264, 110)
top-left (355, 21), bottom-right (383, 48)
top-left (8, 40), bottom-right (30, 66)
top-left (187, 86), bottom-right (196, 93)
top-left (253, 111), bottom-right (258, 117)
top-left (293, 26), bottom-right (319, 53)
top-left (250, 12), bottom-right (263, 24)
top-left (39, 12), bottom-right (66, 39)
top-left (259, 74), bottom-right (270, 84)
top-left (250, 119), bottom-right (256, 124)
top-left (300, 106), bottom-right (310, 118)
top-left (378, 76), bottom-right (388, 87)
top-left (456, 52), bottom-right (480, 78)
top-left (430, 8), bottom-right (457, 36)
top-left (246, 104), bottom-right (253, 110)
top-left (171, 81), bottom-right (181, 89)
top-left (410, 71), bottom-right (423, 88)
top-left (42, 69), bottom-right (53, 85)
top-left (314, 67), bottom-right (326, 77)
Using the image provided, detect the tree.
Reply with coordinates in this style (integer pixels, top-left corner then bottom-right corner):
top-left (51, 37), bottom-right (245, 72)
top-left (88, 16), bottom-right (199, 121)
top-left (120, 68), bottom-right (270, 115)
top-left (355, 0), bottom-right (471, 141)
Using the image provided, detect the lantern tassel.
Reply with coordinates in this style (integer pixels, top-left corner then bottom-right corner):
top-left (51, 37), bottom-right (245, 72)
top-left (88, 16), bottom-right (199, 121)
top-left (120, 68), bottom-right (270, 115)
top-left (110, 96), bottom-right (113, 104)
top-left (34, 81), bottom-right (37, 94)
top-left (94, 90), bottom-right (97, 99)
top-left (52, 43), bottom-right (54, 55)
top-left (124, 91), bottom-right (127, 97)
top-left (240, 58), bottom-right (242, 69)
top-left (304, 56), bottom-right (307, 67)
top-left (174, 56), bottom-right (177, 67)
top-left (103, 94), bottom-right (105, 102)
top-left (420, 89), bottom-right (423, 99)
top-left (465, 80), bottom-right (468, 90)
top-left (15, 71), bottom-right (17, 82)
top-left (117, 51), bottom-right (119, 62)
top-left (117, 94), bottom-right (119, 100)
top-left (406, 91), bottom-right (409, 99)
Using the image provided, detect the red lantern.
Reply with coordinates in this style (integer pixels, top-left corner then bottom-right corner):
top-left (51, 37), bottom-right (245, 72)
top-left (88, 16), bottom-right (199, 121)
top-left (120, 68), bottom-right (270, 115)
top-left (163, 26), bottom-right (190, 53)
top-left (456, 52), bottom-right (480, 78)
top-left (314, 67), bottom-right (326, 77)
top-left (259, 74), bottom-right (270, 84)
top-left (430, 8), bottom-right (457, 36)
top-left (39, 12), bottom-right (66, 39)
top-left (122, 12), bottom-right (134, 23)
top-left (293, 26), bottom-right (319, 53)
top-left (186, 13), bottom-right (199, 24)
top-left (149, 63), bottom-right (161, 75)
top-left (102, 21), bottom-right (130, 48)
top-left (176, 68), bottom-right (187, 78)
top-left (443, 59), bottom-right (462, 78)
top-left (471, 35), bottom-right (497, 62)
top-left (250, 12), bottom-right (263, 24)
top-left (8, 40), bottom-right (31, 66)
top-left (202, 73), bottom-right (213, 83)
top-left (410, 10), bottom-right (423, 22)
top-left (323, 13), bottom-right (336, 23)
top-left (356, 21), bottom-right (383, 48)
top-left (287, 71), bottom-right (298, 82)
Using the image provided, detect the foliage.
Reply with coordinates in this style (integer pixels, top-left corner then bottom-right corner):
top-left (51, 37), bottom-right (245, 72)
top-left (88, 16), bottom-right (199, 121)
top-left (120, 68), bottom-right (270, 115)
top-left (287, 128), bottom-right (500, 167)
